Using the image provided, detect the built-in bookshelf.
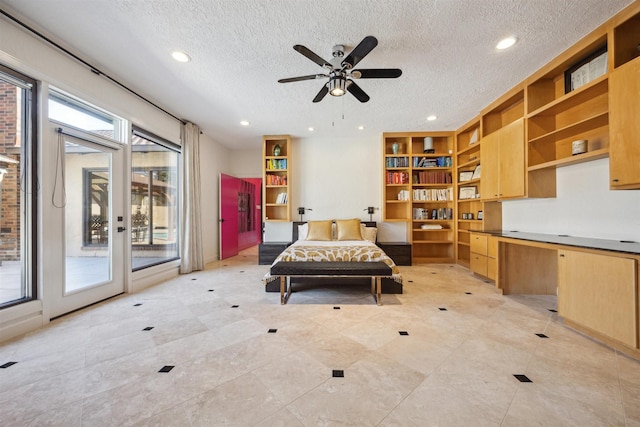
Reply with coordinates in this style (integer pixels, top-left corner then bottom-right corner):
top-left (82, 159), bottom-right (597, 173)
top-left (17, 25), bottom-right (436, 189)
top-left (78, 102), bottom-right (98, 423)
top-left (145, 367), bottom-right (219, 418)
top-left (262, 135), bottom-right (291, 222)
top-left (383, 132), bottom-right (455, 263)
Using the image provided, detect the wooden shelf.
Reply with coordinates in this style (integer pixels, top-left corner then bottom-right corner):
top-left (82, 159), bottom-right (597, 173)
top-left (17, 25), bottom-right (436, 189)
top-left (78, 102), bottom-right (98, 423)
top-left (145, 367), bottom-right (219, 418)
top-left (262, 135), bottom-right (291, 222)
top-left (527, 75), bottom-right (608, 119)
top-left (527, 147), bottom-right (609, 171)
top-left (527, 112), bottom-right (608, 145)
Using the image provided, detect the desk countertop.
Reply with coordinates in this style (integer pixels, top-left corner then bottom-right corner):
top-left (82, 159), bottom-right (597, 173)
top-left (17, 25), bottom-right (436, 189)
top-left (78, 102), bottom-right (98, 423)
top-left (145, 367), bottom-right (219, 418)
top-left (478, 230), bottom-right (640, 255)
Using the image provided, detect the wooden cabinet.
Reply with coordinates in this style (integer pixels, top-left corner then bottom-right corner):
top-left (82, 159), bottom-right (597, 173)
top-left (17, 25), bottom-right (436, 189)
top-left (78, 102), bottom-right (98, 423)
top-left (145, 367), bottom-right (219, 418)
top-left (609, 57), bottom-right (640, 189)
top-left (480, 119), bottom-right (525, 201)
top-left (558, 250), bottom-right (638, 348)
top-left (377, 242), bottom-right (412, 266)
top-left (382, 132), bottom-right (455, 263)
top-left (469, 233), bottom-right (497, 280)
top-left (262, 135), bottom-right (291, 222)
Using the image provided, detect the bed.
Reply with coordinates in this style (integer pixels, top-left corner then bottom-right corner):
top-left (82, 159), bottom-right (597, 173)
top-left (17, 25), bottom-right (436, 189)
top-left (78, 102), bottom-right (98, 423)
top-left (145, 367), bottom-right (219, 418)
top-left (263, 219), bottom-right (403, 304)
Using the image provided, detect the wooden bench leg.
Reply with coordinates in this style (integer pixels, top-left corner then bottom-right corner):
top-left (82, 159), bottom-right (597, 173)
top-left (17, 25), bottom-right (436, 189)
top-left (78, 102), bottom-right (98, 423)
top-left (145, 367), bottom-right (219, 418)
top-left (280, 276), bottom-right (292, 304)
top-left (376, 277), bottom-right (382, 306)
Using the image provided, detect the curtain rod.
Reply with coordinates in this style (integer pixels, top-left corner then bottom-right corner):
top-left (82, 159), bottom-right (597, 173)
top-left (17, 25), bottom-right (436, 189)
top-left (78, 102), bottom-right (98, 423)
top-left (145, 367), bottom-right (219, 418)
top-left (0, 9), bottom-right (187, 126)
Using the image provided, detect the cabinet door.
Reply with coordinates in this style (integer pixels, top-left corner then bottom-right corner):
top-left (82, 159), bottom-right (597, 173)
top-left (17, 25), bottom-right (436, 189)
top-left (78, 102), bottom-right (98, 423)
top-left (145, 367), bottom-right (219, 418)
top-left (470, 253), bottom-right (488, 277)
top-left (480, 131), bottom-right (500, 200)
top-left (498, 119), bottom-right (525, 199)
top-left (470, 233), bottom-right (487, 255)
top-left (610, 58), bottom-right (640, 189)
top-left (558, 250), bottom-right (637, 348)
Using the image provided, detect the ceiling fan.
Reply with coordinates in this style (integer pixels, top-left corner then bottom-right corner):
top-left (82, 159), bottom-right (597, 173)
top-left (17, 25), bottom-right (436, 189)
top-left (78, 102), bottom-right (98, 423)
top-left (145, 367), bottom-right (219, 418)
top-left (278, 36), bottom-right (402, 103)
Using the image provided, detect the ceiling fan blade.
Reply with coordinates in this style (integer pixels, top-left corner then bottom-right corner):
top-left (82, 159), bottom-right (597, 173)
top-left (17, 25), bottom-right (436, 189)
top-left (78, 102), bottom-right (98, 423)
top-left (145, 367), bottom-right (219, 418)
top-left (346, 81), bottom-right (370, 103)
top-left (278, 74), bottom-right (327, 83)
top-left (312, 85), bottom-right (329, 103)
top-left (293, 45), bottom-right (332, 68)
top-left (341, 36), bottom-right (378, 69)
top-left (351, 68), bottom-right (402, 79)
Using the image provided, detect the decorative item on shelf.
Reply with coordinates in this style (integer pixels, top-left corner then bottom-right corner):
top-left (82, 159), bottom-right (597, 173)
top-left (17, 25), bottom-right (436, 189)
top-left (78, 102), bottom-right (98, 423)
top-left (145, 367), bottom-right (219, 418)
top-left (468, 129), bottom-right (479, 145)
top-left (273, 144), bottom-right (281, 156)
top-left (571, 139), bottom-right (588, 155)
top-left (472, 164), bottom-right (481, 179)
top-left (423, 137), bottom-right (434, 153)
top-left (392, 141), bottom-right (400, 154)
top-left (459, 186), bottom-right (477, 200)
top-left (477, 210), bottom-right (483, 220)
top-left (297, 207), bottom-right (312, 221)
top-left (459, 171), bottom-right (473, 182)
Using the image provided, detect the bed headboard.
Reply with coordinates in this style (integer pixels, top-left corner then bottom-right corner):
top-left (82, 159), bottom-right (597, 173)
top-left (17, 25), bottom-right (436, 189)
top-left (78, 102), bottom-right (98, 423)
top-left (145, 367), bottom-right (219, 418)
top-left (292, 221), bottom-right (377, 242)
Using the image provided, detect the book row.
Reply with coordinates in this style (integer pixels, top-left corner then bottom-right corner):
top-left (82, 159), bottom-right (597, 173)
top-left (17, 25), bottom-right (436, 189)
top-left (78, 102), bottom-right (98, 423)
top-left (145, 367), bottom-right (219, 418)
top-left (275, 192), bottom-right (288, 204)
top-left (266, 159), bottom-right (287, 170)
top-left (413, 188), bottom-right (453, 201)
top-left (413, 207), bottom-right (453, 220)
top-left (265, 174), bottom-right (287, 185)
top-left (413, 156), bottom-right (452, 168)
top-left (413, 171), bottom-right (452, 184)
top-left (386, 171), bottom-right (410, 184)
top-left (386, 157), bottom-right (410, 168)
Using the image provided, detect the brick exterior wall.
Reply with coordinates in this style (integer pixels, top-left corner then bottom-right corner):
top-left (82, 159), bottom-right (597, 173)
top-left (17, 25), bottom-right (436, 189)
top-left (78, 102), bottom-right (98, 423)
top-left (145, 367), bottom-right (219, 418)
top-left (0, 82), bottom-right (21, 261)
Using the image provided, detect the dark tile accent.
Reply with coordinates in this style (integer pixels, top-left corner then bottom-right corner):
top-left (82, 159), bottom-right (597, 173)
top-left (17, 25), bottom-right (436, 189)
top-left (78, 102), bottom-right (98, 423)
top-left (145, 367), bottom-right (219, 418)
top-left (208, 289), bottom-right (214, 292)
top-left (399, 331), bottom-right (409, 336)
top-left (240, 270), bottom-right (245, 273)
top-left (548, 309), bottom-right (557, 313)
top-left (439, 307), bottom-right (448, 311)
top-left (465, 292), bottom-right (472, 295)
top-left (484, 280), bottom-right (490, 283)
top-left (142, 327), bottom-right (154, 331)
top-left (408, 280), bottom-right (413, 283)
top-left (133, 303), bottom-right (143, 307)
top-left (191, 278), bottom-right (197, 281)
top-left (332, 370), bottom-right (344, 378)
top-left (0, 362), bottom-right (18, 369)
top-left (431, 272), bottom-right (437, 275)
top-left (536, 333), bottom-right (549, 338)
top-left (513, 374), bottom-right (532, 383)
top-left (231, 305), bottom-right (239, 308)
top-left (333, 306), bottom-right (341, 310)
top-left (158, 365), bottom-right (175, 373)
top-left (268, 329), bottom-right (278, 333)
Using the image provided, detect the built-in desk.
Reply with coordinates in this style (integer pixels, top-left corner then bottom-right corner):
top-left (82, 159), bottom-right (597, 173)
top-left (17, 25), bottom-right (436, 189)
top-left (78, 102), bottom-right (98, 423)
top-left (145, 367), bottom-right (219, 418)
top-left (473, 230), bottom-right (640, 359)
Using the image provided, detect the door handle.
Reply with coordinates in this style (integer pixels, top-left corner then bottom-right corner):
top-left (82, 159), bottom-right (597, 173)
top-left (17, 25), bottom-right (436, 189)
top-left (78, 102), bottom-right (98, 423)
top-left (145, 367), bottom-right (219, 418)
top-left (117, 227), bottom-right (126, 232)
top-left (219, 219), bottom-right (225, 223)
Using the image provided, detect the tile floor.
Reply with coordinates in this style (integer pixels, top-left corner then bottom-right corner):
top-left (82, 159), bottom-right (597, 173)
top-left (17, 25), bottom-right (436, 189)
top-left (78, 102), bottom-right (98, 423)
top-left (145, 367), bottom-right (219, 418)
top-left (1, 247), bottom-right (639, 426)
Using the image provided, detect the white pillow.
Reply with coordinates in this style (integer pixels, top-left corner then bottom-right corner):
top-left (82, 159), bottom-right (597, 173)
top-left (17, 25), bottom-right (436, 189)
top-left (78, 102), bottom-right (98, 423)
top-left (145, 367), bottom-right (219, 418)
top-left (298, 223), bottom-right (308, 240)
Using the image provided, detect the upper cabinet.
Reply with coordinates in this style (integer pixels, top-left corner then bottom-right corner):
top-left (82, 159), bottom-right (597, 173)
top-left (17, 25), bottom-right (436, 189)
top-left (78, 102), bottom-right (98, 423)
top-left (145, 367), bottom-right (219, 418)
top-left (262, 135), bottom-right (291, 222)
top-left (609, 9), bottom-right (640, 190)
top-left (480, 89), bottom-right (526, 201)
top-left (609, 57), bottom-right (640, 189)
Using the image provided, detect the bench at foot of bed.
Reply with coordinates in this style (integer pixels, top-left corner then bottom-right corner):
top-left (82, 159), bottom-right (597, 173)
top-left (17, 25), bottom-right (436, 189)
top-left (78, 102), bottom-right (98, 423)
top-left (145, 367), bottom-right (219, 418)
top-left (269, 261), bottom-right (393, 305)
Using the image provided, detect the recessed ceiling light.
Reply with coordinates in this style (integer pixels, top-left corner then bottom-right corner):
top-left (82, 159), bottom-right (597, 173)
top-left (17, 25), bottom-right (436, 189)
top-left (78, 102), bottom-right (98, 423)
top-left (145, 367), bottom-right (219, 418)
top-left (496, 37), bottom-right (517, 50)
top-left (240, 120), bottom-right (250, 126)
top-left (308, 127), bottom-right (314, 131)
top-left (427, 115), bottom-right (437, 121)
top-left (171, 51), bottom-right (191, 62)
top-left (358, 125), bottom-right (364, 130)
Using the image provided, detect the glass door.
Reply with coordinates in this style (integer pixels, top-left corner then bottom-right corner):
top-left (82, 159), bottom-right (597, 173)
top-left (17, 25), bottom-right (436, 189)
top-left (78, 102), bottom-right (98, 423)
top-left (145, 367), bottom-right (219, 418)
top-left (49, 131), bottom-right (125, 318)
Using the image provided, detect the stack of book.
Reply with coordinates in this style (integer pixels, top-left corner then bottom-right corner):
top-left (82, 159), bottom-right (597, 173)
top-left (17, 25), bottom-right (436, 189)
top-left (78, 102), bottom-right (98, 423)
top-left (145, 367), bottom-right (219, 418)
top-left (275, 192), bottom-right (288, 204)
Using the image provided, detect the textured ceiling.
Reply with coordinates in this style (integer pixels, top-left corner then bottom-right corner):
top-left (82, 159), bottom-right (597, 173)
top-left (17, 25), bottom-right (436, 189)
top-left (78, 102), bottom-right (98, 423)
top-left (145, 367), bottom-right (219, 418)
top-left (0, 0), bottom-right (634, 149)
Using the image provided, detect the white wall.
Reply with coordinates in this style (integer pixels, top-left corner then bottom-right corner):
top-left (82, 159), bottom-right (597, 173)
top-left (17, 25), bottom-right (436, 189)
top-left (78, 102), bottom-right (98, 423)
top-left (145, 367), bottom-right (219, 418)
top-left (503, 158), bottom-right (640, 241)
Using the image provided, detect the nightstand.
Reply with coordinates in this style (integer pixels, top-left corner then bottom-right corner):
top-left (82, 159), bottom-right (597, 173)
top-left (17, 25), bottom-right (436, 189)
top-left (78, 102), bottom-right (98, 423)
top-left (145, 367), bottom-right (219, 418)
top-left (258, 241), bottom-right (291, 265)
top-left (377, 242), bottom-right (412, 266)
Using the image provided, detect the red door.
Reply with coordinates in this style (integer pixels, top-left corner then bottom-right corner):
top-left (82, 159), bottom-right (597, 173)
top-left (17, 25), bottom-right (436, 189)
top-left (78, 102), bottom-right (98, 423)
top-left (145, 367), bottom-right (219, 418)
top-left (219, 173), bottom-right (239, 259)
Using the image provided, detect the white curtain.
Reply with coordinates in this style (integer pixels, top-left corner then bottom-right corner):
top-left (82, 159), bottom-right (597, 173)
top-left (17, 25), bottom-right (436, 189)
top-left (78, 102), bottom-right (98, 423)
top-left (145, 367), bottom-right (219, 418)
top-left (179, 122), bottom-right (204, 273)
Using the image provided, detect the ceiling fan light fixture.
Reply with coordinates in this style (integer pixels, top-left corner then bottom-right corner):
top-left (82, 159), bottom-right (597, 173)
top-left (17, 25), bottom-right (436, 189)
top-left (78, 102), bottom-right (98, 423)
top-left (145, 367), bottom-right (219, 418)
top-left (329, 77), bottom-right (347, 96)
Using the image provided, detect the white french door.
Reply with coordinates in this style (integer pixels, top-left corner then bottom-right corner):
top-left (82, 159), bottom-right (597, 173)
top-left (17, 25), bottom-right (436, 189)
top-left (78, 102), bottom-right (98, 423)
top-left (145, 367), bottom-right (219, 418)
top-left (49, 130), bottom-right (126, 318)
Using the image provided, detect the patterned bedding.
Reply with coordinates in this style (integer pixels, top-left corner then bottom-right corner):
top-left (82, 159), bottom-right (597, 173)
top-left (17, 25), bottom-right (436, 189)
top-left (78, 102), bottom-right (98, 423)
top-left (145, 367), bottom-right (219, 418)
top-left (263, 239), bottom-right (402, 284)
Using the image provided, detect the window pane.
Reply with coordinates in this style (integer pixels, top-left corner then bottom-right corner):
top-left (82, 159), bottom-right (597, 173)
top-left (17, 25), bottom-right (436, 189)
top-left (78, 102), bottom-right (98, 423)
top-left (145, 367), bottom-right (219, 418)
top-left (131, 132), bottom-right (179, 270)
top-left (0, 71), bottom-right (33, 306)
top-left (49, 92), bottom-right (120, 141)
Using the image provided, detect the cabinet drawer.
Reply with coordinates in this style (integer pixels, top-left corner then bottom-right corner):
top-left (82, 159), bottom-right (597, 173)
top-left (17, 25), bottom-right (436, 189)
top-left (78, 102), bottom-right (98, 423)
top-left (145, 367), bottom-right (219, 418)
top-left (377, 243), bottom-right (412, 266)
top-left (470, 253), bottom-right (488, 277)
top-left (470, 233), bottom-right (488, 256)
